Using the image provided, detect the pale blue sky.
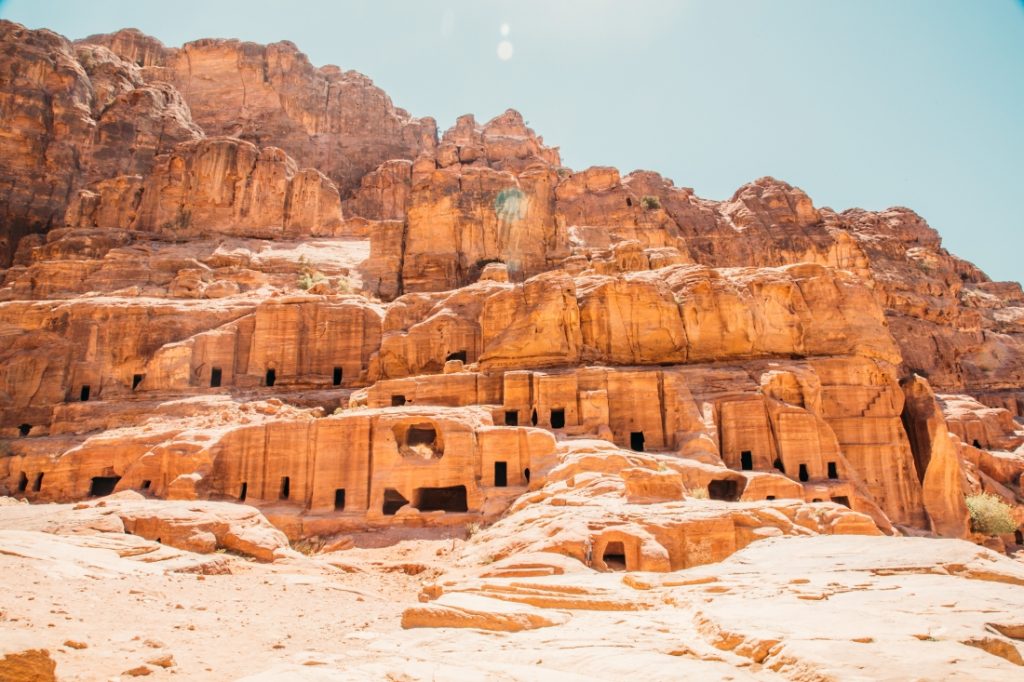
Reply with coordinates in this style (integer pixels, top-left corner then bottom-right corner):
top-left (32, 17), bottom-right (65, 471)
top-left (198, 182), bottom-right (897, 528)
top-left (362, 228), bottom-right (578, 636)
top-left (3, 0), bottom-right (1022, 283)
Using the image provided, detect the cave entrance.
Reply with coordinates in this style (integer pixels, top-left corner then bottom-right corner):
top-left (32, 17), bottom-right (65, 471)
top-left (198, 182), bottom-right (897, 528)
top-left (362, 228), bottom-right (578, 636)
top-left (89, 475), bottom-right (121, 497)
top-left (407, 425), bottom-right (437, 447)
top-left (494, 461), bottom-right (508, 487)
top-left (505, 410), bottom-right (518, 426)
top-left (446, 350), bottom-right (467, 363)
top-left (827, 461), bottom-right (839, 479)
top-left (18, 423), bottom-right (31, 437)
top-left (265, 369), bottom-right (276, 387)
top-left (602, 541), bottom-right (627, 571)
top-left (382, 488), bottom-right (409, 515)
top-left (391, 395), bottom-right (407, 407)
top-left (798, 464), bottom-right (809, 482)
top-left (831, 495), bottom-right (851, 508)
top-left (17, 472), bottom-right (28, 492)
top-left (279, 476), bottom-right (290, 500)
top-left (630, 431), bottom-right (645, 452)
top-left (740, 450), bottom-right (753, 471)
top-left (80, 385), bottom-right (91, 402)
top-left (773, 457), bottom-right (785, 474)
top-left (415, 485), bottom-right (468, 513)
top-left (239, 482), bottom-right (248, 501)
top-left (32, 472), bottom-right (44, 492)
top-left (210, 367), bottom-right (222, 388)
top-left (333, 367), bottom-right (343, 386)
top-left (531, 409), bottom-right (538, 426)
top-left (973, 439), bottom-right (982, 449)
top-left (708, 479), bottom-right (739, 501)
top-left (334, 488), bottom-right (346, 511)
top-left (524, 468), bottom-right (531, 483)
top-left (141, 479), bottom-right (151, 491)
top-left (132, 374), bottom-right (144, 390)
top-left (550, 408), bottom-right (565, 429)
top-left (1015, 530), bottom-right (1023, 546)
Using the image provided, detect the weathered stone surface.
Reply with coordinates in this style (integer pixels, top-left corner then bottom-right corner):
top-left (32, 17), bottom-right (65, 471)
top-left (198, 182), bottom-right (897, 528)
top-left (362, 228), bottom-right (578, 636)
top-left (80, 29), bottom-right (437, 195)
top-left (66, 138), bottom-right (345, 238)
top-left (3, 20), bottom-right (1024, 680)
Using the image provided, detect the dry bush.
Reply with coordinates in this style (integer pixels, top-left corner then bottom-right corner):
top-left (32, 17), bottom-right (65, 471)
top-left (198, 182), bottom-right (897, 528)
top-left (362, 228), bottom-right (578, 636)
top-left (965, 493), bottom-right (1017, 535)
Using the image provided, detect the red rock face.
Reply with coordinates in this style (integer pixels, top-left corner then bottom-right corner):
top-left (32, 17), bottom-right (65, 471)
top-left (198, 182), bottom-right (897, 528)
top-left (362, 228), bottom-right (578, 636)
top-left (80, 29), bottom-right (437, 196)
top-left (1, 21), bottom-right (1022, 561)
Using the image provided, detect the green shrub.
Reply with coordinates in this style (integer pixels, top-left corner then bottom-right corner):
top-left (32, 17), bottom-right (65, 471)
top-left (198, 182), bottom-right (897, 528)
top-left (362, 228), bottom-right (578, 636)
top-left (640, 195), bottom-right (661, 210)
top-left (965, 493), bottom-right (1018, 535)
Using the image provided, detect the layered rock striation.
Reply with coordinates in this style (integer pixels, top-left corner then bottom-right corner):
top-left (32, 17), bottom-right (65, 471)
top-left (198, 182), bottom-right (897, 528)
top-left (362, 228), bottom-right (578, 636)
top-left (1, 20), bottom-right (1022, 570)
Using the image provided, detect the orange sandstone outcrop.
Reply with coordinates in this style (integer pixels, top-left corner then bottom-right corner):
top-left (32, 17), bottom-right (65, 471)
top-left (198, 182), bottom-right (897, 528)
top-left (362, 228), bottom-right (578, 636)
top-left (2, 21), bottom-right (1023, 571)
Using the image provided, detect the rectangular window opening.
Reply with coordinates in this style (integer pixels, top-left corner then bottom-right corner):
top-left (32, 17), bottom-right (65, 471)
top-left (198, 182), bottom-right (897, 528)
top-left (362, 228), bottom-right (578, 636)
top-left (740, 450), bottom-right (753, 471)
top-left (550, 408), bottom-right (565, 429)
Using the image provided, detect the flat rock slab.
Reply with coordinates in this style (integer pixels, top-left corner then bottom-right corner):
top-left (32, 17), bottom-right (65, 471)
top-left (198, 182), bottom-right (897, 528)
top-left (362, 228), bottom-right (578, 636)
top-left (402, 592), bottom-right (571, 631)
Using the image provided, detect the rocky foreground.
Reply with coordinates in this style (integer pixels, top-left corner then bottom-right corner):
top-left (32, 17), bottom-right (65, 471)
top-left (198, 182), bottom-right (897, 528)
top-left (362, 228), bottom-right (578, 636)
top-left (1, 493), bottom-right (1023, 681)
top-left (1, 20), bottom-right (1023, 681)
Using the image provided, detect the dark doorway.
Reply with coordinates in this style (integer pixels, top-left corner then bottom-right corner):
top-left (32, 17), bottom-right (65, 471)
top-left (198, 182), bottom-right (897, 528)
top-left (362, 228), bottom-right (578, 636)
top-left (524, 468), bottom-right (531, 483)
top-left (140, 479), bottom-right (151, 491)
top-left (80, 385), bottom-right (91, 401)
top-left (740, 450), bottom-right (753, 471)
top-left (333, 367), bottom-right (343, 386)
top-left (391, 395), bottom-right (406, 407)
top-left (505, 410), bottom-right (518, 426)
top-left (17, 472), bottom-right (28, 492)
top-left (239, 482), bottom-right (248, 501)
top-left (630, 431), bottom-right (645, 452)
top-left (382, 488), bottom-right (409, 515)
top-left (831, 496), bottom-right (851, 508)
top-left (767, 495), bottom-right (776, 500)
top-left (708, 479), bottom-right (739, 501)
top-left (773, 457), bottom-right (786, 474)
top-left (334, 489), bottom-right (346, 511)
top-left (827, 461), bottom-right (839, 479)
top-left (416, 485), bottom-right (468, 512)
top-left (407, 425), bottom-right (437, 447)
top-left (798, 464), bottom-right (809, 482)
top-left (494, 461), bottom-right (508, 487)
top-left (279, 476), bottom-right (290, 500)
top-left (550, 408), bottom-right (565, 429)
top-left (89, 475), bottom-right (121, 497)
top-left (18, 423), bottom-right (31, 437)
top-left (132, 374), bottom-right (144, 390)
top-left (446, 350), bottom-right (467, 363)
top-left (626, 197), bottom-right (633, 207)
top-left (210, 367), bottom-right (222, 387)
top-left (812, 498), bottom-right (823, 503)
top-left (602, 541), bottom-right (627, 571)
top-left (973, 439), bottom-right (982, 449)
top-left (32, 472), bottom-right (44, 492)
top-left (265, 369), bottom-right (276, 387)
top-left (1015, 530), bottom-right (1023, 546)
top-left (531, 409), bottom-right (538, 426)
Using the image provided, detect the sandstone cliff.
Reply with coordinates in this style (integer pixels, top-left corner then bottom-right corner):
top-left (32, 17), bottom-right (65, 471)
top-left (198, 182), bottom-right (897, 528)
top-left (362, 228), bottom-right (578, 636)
top-left (1, 20), bottom-right (1022, 570)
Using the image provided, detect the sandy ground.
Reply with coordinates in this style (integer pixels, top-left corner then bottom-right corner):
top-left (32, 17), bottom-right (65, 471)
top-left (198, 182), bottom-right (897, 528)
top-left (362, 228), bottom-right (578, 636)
top-left (3, 501), bottom-right (1024, 681)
